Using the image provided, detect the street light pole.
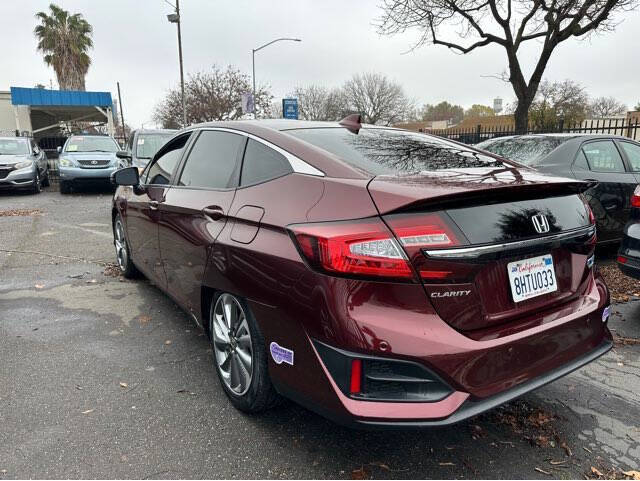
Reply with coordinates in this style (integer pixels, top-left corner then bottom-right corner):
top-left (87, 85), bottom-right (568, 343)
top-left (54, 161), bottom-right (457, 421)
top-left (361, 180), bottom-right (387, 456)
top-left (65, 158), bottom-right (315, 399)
top-left (167, 0), bottom-right (186, 127)
top-left (252, 37), bottom-right (301, 119)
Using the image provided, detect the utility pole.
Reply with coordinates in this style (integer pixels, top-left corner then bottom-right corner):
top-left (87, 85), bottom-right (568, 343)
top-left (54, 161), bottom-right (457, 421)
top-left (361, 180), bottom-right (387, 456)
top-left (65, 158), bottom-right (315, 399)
top-left (167, 0), bottom-right (186, 127)
top-left (117, 82), bottom-right (126, 145)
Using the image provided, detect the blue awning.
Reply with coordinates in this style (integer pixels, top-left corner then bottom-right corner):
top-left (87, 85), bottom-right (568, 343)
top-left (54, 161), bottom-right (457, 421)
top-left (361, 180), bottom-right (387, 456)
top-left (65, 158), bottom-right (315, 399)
top-left (10, 87), bottom-right (113, 107)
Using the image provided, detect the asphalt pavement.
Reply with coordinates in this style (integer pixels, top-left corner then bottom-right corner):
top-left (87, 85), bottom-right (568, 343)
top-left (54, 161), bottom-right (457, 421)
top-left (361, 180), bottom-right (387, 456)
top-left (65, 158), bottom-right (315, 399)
top-left (0, 187), bottom-right (638, 479)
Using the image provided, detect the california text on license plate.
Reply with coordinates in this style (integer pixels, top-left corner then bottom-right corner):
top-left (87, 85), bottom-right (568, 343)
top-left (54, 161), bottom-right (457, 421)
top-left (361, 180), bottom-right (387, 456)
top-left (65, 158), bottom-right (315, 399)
top-left (507, 254), bottom-right (558, 303)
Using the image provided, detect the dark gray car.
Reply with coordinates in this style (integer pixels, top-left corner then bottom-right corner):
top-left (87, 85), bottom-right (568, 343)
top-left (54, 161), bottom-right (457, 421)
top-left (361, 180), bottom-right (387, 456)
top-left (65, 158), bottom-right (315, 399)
top-left (476, 134), bottom-right (640, 244)
top-left (0, 137), bottom-right (49, 194)
top-left (117, 129), bottom-right (176, 170)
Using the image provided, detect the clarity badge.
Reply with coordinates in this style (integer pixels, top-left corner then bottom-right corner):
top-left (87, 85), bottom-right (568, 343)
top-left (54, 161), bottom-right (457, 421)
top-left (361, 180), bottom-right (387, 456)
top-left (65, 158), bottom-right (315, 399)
top-left (602, 305), bottom-right (611, 323)
top-left (270, 342), bottom-right (294, 366)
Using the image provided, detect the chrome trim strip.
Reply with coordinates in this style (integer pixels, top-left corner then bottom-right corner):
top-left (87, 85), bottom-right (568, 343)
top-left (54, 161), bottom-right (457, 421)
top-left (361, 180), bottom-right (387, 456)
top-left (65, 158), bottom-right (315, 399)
top-left (195, 127), bottom-right (325, 177)
top-left (423, 225), bottom-right (596, 259)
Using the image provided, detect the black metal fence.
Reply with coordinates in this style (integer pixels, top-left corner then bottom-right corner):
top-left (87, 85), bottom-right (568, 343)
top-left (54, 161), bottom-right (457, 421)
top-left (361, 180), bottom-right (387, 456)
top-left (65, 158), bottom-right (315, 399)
top-left (429, 118), bottom-right (640, 145)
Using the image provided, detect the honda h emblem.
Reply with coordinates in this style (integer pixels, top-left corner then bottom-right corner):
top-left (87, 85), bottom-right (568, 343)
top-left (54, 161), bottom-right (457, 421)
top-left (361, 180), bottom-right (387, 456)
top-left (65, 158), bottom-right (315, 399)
top-left (532, 213), bottom-right (550, 234)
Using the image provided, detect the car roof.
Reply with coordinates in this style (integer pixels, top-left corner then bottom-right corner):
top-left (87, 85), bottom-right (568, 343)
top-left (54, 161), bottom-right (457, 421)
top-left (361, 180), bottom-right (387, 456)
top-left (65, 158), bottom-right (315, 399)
top-left (133, 129), bottom-right (177, 134)
top-left (186, 119), bottom-right (399, 132)
top-left (481, 133), bottom-right (632, 142)
top-left (0, 137), bottom-right (28, 141)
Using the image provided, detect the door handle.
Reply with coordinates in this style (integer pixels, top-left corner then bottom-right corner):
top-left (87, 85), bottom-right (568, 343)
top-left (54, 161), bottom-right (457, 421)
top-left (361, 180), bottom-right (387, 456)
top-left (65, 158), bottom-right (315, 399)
top-left (148, 200), bottom-right (159, 211)
top-left (203, 206), bottom-right (225, 220)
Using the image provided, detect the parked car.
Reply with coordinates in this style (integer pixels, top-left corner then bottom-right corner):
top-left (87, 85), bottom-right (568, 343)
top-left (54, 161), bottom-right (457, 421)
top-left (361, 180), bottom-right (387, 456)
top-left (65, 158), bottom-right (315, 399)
top-left (116, 129), bottom-right (177, 170)
top-left (618, 185), bottom-right (640, 279)
top-left (0, 136), bottom-right (49, 193)
top-left (57, 134), bottom-right (125, 194)
top-left (111, 118), bottom-right (611, 428)
top-left (476, 134), bottom-right (640, 245)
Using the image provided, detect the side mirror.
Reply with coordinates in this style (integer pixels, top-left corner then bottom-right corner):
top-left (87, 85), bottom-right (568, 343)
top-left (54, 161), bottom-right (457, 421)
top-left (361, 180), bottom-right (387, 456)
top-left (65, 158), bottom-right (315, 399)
top-left (57, 146), bottom-right (62, 154)
top-left (116, 150), bottom-right (132, 160)
top-left (111, 166), bottom-right (140, 187)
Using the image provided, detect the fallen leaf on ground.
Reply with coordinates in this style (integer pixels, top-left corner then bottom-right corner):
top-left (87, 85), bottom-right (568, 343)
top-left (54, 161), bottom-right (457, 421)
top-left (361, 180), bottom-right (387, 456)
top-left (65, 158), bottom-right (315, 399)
top-left (617, 362), bottom-right (625, 367)
top-left (583, 446), bottom-right (593, 454)
top-left (351, 466), bottom-right (369, 480)
top-left (137, 315), bottom-right (151, 324)
top-left (164, 340), bottom-right (172, 345)
top-left (623, 471), bottom-right (640, 480)
top-left (86, 279), bottom-right (97, 284)
top-left (598, 264), bottom-right (640, 303)
top-left (438, 462), bottom-right (455, 466)
top-left (591, 467), bottom-right (604, 477)
top-left (550, 460), bottom-right (567, 465)
top-left (560, 441), bottom-right (573, 457)
top-left (368, 462), bottom-right (390, 471)
top-left (0, 209), bottom-right (42, 217)
top-left (119, 382), bottom-right (128, 388)
top-left (535, 467), bottom-right (551, 475)
top-left (81, 409), bottom-right (94, 414)
top-left (34, 283), bottom-right (44, 289)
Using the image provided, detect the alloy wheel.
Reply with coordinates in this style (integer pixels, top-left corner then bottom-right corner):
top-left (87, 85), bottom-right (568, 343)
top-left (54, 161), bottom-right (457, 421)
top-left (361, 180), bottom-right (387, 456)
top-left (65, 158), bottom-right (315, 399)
top-left (114, 219), bottom-right (128, 271)
top-left (212, 294), bottom-right (253, 396)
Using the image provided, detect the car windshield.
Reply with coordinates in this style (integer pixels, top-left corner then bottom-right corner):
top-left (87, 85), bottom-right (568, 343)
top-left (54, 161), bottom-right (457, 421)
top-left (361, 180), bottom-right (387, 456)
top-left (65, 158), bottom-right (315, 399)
top-left (0, 138), bottom-right (29, 155)
top-left (285, 128), bottom-right (505, 175)
top-left (135, 133), bottom-right (174, 159)
top-left (476, 137), bottom-right (570, 165)
top-left (65, 136), bottom-right (119, 153)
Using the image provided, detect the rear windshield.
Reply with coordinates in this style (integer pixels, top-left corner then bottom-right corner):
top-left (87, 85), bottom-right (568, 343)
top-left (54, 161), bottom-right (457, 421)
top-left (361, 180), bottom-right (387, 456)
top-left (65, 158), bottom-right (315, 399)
top-left (65, 136), bottom-right (119, 153)
top-left (285, 128), bottom-right (504, 175)
top-left (136, 133), bottom-right (174, 159)
top-left (477, 137), bottom-right (570, 165)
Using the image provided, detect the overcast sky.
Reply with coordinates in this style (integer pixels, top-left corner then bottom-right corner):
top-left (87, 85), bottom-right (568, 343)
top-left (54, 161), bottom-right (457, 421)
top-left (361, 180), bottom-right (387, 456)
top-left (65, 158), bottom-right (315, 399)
top-left (2, 0), bottom-right (639, 128)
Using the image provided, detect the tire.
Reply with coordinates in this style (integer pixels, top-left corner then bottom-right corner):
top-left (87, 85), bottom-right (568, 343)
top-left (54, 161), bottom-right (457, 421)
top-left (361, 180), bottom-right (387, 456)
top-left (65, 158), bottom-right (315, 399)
top-left (32, 170), bottom-right (41, 194)
top-left (59, 181), bottom-right (70, 194)
top-left (113, 214), bottom-right (139, 278)
top-left (209, 292), bottom-right (282, 413)
top-left (41, 168), bottom-right (50, 187)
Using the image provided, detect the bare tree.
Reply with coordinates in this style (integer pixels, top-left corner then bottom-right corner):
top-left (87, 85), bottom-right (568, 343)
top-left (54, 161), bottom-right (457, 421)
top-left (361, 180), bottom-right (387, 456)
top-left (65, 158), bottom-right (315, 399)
top-left (342, 72), bottom-right (414, 125)
top-left (377, 0), bottom-right (639, 133)
top-left (287, 85), bottom-right (352, 121)
top-left (589, 96), bottom-right (628, 117)
top-left (421, 101), bottom-right (464, 123)
top-left (153, 65), bottom-right (272, 128)
top-left (529, 79), bottom-right (589, 129)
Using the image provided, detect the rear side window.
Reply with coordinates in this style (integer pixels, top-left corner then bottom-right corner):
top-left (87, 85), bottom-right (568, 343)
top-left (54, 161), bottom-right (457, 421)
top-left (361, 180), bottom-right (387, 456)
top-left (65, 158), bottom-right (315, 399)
top-left (477, 137), bottom-right (569, 165)
top-left (582, 141), bottom-right (625, 173)
top-left (285, 128), bottom-right (504, 175)
top-left (178, 130), bottom-right (244, 189)
top-left (240, 139), bottom-right (292, 186)
top-left (573, 150), bottom-right (590, 170)
top-left (145, 133), bottom-right (190, 185)
top-left (619, 141), bottom-right (640, 171)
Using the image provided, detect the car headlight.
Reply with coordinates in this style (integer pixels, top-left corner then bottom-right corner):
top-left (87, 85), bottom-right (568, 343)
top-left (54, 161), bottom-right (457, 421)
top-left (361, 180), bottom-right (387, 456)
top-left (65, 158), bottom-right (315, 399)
top-left (13, 160), bottom-right (32, 170)
top-left (58, 157), bottom-right (73, 167)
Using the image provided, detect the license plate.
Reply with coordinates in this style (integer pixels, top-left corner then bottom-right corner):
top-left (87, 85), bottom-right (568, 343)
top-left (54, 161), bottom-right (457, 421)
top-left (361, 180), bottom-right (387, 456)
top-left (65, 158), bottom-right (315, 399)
top-left (507, 254), bottom-right (558, 303)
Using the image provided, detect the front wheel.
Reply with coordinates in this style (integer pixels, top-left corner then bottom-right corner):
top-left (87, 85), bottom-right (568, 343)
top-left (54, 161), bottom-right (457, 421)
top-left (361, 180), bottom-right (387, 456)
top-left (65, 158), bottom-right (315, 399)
top-left (31, 171), bottom-right (41, 194)
top-left (209, 293), bottom-right (281, 413)
top-left (113, 214), bottom-right (139, 278)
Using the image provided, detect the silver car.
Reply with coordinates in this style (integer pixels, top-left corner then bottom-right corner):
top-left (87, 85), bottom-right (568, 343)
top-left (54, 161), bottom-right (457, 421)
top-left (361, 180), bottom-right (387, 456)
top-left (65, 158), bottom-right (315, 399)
top-left (0, 137), bottom-right (49, 194)
top-left (57, 135), bottom-right (125, 194)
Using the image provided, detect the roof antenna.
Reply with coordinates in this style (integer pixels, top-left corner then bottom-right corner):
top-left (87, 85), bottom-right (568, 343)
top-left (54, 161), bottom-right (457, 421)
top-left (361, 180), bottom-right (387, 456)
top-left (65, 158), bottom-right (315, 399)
top-left (339, 114), bottom-right (362, 133)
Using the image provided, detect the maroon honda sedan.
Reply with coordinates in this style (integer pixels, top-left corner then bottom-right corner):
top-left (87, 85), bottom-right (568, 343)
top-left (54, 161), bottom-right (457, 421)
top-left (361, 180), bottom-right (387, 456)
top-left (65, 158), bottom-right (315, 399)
top-left (111, 117), bottom-right (612, 428)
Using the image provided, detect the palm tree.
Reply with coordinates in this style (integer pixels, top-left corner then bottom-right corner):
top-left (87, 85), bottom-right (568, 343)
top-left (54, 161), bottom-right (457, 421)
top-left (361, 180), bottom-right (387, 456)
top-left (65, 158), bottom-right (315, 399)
top-left (34, 4), bottom-right (93, 91)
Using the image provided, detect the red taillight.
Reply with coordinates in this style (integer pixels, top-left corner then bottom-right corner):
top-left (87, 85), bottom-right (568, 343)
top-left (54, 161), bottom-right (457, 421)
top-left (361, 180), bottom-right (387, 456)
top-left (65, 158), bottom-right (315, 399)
top-left (618, 255), bottom-right (628, 264)
top-left (349, 359), bottom-right (362, 394)
top-left (385, 213), bottom-right (461, 281)
top-left (632, 186), bottom-right (640, 208)
top-left (289, 218), bottom-right (414, 280)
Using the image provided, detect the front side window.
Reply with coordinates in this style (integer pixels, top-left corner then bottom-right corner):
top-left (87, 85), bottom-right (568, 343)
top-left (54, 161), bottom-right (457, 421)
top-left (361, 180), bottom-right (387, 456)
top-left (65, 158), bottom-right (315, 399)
top-left (285, 128), bottom-right (505, 175)
top-left (64, 136), bottom-right (119, 153)
top-left (619, 141), bottom-right (640, 171)
top-left (144, 134), bottom-right (191, 185)
top-left (0, 138), bottom-right (30, 155)
top-left (240, 139), bottom-right (292, 186)
top-left (582, 141), bottom-right (625, 173)
top-left (178, 130), bottom-right (244, 189)
top-left (135, 133), bottom-right (175, 160)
